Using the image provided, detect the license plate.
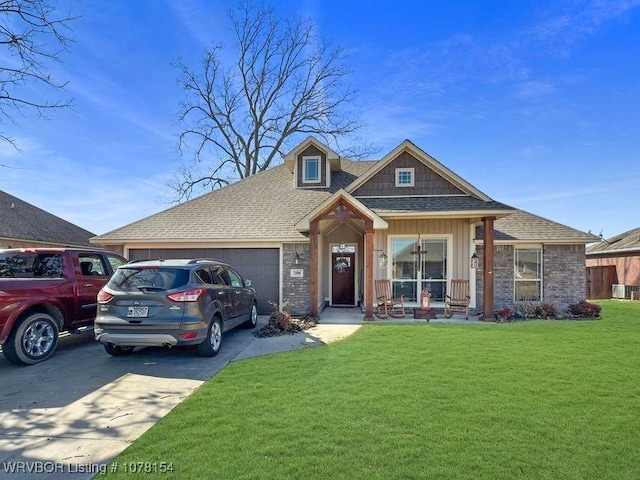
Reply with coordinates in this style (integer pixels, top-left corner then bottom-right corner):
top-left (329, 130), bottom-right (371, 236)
top-left (127, 306), bottom-right (148, 318)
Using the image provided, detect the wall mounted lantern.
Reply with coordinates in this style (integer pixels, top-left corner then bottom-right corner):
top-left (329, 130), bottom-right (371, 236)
top-left (294, 252), bottom-right (301, 265)
top-left (379, 252), bottom-right (388, 269)
top-left (470, 252), bottom-right (479, 269)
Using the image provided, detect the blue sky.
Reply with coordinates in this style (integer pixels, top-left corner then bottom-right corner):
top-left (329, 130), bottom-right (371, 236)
top-left (1, 0), bottom-right (639, 238)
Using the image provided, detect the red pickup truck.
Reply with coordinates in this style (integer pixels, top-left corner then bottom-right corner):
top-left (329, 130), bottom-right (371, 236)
top-left (0, 248), bottom-right (127, 365)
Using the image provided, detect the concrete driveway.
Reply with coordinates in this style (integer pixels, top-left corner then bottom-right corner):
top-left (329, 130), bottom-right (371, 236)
top-left (0, 316), bottom-right (362, 480)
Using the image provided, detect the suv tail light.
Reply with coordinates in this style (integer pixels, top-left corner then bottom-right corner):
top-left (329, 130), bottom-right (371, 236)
top-left (97, 290), bottom-right (113, 303)
top-left (167, 288), bottom-right (205, 302)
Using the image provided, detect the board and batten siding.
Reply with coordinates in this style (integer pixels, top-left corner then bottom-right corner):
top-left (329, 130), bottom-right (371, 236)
top-left (374, 218), bottom-right (474, 282)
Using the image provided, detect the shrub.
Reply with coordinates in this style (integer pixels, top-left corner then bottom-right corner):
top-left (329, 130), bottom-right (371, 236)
top-left (515, 302), bottom-right (537, 318)
top-left (496, 307), bottom-right (512, 321)
top-left (568, 301), bottom-right (601, 318)
top-left (535, 302), bottom-right (558, 318)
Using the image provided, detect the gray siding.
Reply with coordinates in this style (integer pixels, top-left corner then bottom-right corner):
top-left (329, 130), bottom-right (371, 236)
top-left (128, 248), bottom-right (279, 315)
top-left (353, 151), bottom-right (464, 197)
top-left (296, 145), bottom-right (328, 188)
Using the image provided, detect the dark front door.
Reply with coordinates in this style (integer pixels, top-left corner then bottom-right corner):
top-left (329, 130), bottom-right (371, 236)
top-left (332, 252), bottom-right (355, 305)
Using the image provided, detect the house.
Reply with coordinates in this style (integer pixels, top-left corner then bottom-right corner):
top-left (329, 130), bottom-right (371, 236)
top-left (586, 227), bottom-right (640, 299)
top-left (92, 138), bottom-right (597, 318)
top-left (0, 189), bottom-right (96, 248)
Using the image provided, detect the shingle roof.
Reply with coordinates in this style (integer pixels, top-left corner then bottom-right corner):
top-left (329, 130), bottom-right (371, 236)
top-left (93, 160), bottom-right (374, 242)
top-left (0, 190), bottom-right (96, 247)
top-left (359, 196), bottom-right (514, 213)
top-left (93, 154), bottom-right (595, 246)
top-left (476, 210), bottom-right (599, 243)
top-left (586, 227), bottom-right (640, 254)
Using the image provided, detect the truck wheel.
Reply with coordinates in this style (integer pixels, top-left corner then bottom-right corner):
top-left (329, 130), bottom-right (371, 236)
top-left (103, 344), bottom-right (135, 357)
top-left (3, 313), bottom-right (59, 365)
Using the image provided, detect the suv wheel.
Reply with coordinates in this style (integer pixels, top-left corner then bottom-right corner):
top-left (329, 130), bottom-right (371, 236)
top-left (197, 317), bottom-right (222, 357)
top-left (3, 313), bottom-right (59, 365)
top-left (243, 303), bottom-right (258, 329)
top-left (104, 344), bottom-right (135, 357)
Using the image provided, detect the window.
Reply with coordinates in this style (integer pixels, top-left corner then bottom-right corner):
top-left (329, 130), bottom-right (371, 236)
top-left (226, 268), bottom-right (243, 288)
top-left (390, 238), bottom-right (448, 301)
top-left (303, 157), bottom-right (320, 183)
top-left (514, 247), bottom-right (542, 302)
top-left (107, 254), bottom-right (126, 271)
top-left (79, 254), bottom-right (107, 276)
top-left (395, 168), bottom-right (414, 187)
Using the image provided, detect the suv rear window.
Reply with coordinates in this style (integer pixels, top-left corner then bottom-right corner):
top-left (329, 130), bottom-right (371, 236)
top-left (107, 267), bottom-right (190, 291)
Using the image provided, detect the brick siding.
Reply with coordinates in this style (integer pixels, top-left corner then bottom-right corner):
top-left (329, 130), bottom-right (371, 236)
top-left (586, 252), bottom-right (640, 285)
top-left (476, 243), bottom-right (587, 315)
top-left (282, 243), bottom-right (310, 315)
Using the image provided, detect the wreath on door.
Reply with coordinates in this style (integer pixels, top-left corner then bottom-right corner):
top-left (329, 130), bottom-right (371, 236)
top-left (334, 256), bottom-right (350, 274)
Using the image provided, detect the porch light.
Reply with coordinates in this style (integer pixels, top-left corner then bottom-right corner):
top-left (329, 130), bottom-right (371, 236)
top-left (379, 252), bottom-right (388, 269)
top-left (470, 252), bottom-right (478, 269)
top-left (294, 252), bottom-right (301, 264)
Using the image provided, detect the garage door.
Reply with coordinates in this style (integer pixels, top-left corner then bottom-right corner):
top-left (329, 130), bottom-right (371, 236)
top-left (128, 248), bottom-right (279, 315)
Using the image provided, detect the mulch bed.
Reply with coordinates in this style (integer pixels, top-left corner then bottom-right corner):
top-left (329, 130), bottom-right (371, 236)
top-left (253, 311), bottom-right (318, 338)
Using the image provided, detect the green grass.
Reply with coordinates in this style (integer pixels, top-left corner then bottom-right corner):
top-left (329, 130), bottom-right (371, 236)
top-left (104, 301), bottom-right (640, 479)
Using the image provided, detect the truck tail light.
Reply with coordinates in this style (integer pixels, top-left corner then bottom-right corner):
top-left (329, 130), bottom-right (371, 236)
top-left (97, 290), bottom-right (113, 303)
top-left (167, 288), bottom-right (205, 302)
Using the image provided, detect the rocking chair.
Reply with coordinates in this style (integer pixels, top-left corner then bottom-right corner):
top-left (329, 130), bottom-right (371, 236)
top-left (444, 279), bottom-right (470, 319)
top-left (375, 279), bottom-right (405, 318)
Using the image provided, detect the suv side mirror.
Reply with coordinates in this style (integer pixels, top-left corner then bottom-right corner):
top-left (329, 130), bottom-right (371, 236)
top-left (244, 279), bottom-right (252, 287)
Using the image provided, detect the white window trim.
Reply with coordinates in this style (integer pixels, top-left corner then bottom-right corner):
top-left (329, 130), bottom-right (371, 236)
top-left (513, 245), bottom-right (543, 303)
top-left (302, 156), bottom-right (321, 184)
top-left (395, 167), bottom-right (415, 187)
top-left (387, 234), bottom-right (452, 302)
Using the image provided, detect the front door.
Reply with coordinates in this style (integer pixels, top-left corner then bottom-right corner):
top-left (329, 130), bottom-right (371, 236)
top-left (331, 251), bottom-right (355, 305)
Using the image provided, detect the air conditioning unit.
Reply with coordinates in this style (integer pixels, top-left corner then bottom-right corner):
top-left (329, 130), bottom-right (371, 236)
top-left (612, 284), bottom-right (639, 299)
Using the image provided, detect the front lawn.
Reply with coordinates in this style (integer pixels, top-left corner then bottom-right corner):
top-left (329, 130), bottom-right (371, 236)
top-left (104, 301), bottom-right (640, 479)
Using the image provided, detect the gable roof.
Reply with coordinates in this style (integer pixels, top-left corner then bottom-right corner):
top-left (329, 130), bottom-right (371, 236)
top-left (0, 190), bottom-right (96, 247)
top-left (346, 140), bottom-right (492, 201)
top-left (586, 227), bottom-right (640, 255)
top-left (283, 136), bottom-right (341, 173)
top-left (294, 189), bottom-right (388, 231)
top-left (476, 209), bottom-right (599, 244)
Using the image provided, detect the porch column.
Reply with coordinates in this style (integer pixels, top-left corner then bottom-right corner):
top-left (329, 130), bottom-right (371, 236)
top-left (482, 216), bottom-right (496, 320)
top-left (309, 220), bottom-right (319, 318)
top-left (364, 221), bottom-right (374, 321)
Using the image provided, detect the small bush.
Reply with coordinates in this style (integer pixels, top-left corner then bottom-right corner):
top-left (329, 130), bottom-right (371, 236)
top-left (515, 302), bottom-right (537, 318)
top-left (535, 302), bottom-right (558, 318)
top-left (568, 301), bottom-right (601, 318)
top-left (496, 307), bottom-right (512, 321)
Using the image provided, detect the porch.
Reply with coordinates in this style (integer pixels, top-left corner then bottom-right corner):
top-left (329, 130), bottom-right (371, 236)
top-left (319, 305), bottom-right (483, 324)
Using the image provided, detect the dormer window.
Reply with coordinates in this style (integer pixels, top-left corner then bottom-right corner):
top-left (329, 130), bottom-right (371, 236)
top-left (395, 168), bottom-right (415, 187)
top-left (303, 156), bottom-right (321, 183)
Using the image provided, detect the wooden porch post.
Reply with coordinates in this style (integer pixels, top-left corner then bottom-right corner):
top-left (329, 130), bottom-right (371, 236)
top-left (309, 220), bottom-right (319, 318)
top-left (482, 216), bottom-right (496, 320)
top-left (364, 221), bottom-right (374, 321)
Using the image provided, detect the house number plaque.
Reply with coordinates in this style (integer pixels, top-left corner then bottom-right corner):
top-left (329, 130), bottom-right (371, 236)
top-left (290, 269), bottom-right (304, 278)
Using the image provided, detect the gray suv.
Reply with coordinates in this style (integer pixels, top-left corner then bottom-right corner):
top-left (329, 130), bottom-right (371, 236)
top-left (94, 259), bottom-right (257, 357)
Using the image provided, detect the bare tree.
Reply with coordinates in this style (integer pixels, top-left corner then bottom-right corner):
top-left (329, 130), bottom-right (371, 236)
top-left (0, 0), bottom-right (76, 150)
top-left (171, 1), bottom-right (373, 201)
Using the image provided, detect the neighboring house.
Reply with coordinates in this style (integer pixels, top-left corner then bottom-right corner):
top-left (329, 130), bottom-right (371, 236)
top-left (586, 227), bottom-right (640, 299)
top-left (1, 190), bottom-right (96, 248)
top-left (92, 138), bottom-right (597, 318)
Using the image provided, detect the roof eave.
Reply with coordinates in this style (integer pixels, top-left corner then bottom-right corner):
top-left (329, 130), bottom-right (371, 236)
top-left (376, 209), bottom-right (515, 220)
top-left (586, 246), bottom-right (640, 256)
